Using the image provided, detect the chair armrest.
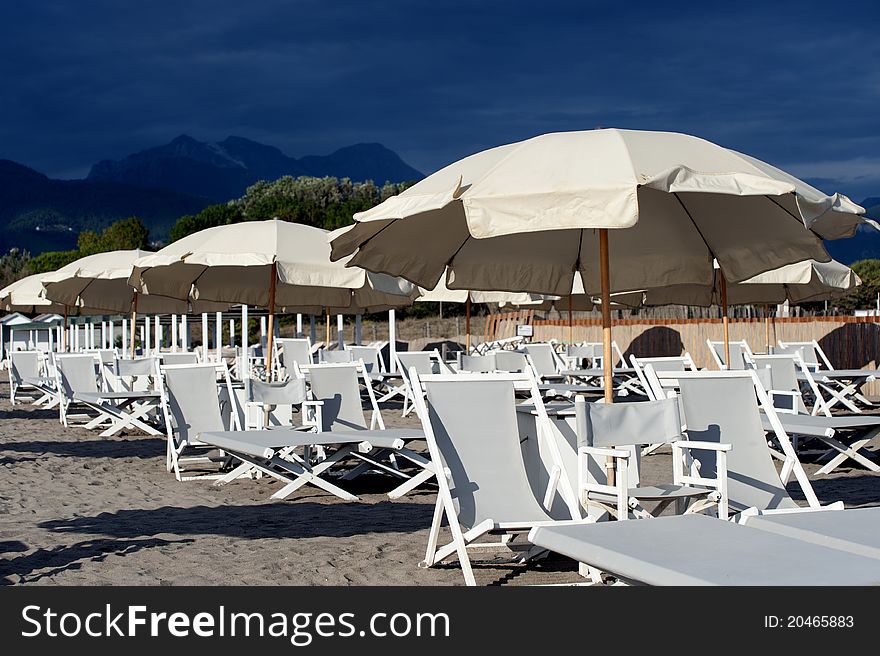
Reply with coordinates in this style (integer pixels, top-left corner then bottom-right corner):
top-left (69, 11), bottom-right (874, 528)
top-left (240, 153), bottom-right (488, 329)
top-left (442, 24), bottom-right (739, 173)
top-left (578, 445), bottom-right (630, 459)
top-left (303, 400), bottom-right (324, 406)
top-left (672, 440), bottom-right (731, 452)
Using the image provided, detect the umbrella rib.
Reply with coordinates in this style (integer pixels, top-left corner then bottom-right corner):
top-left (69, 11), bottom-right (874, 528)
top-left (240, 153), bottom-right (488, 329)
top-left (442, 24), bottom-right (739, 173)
top-left (763, 194), bottom-right (826, 241)
top-left (671, 192), bottom-right (719, 263)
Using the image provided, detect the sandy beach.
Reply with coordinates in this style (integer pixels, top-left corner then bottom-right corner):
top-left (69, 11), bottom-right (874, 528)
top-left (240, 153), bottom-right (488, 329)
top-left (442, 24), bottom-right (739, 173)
top-left (1, 381), bottom-right (878, 586)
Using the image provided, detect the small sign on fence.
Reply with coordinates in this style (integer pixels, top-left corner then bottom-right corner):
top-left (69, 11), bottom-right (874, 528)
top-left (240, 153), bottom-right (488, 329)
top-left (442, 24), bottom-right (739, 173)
top-left (516, 324), bottom-right (534, 337)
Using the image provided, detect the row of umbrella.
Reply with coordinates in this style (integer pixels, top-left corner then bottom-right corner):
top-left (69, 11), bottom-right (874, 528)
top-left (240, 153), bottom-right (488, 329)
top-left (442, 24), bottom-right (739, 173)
top-left (1, 129), bottom-right (874, 381)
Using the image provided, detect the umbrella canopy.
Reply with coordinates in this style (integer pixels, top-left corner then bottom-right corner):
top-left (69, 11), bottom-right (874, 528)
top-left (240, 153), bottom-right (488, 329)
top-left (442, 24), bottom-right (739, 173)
top-left (330, 129), bottom-right (872, 296)
top-left (416, 269), bottom-right (544, 304)
top-left (40, 249), bottom-right (230, 315)
top-left (130, 220), bottom-right (418, 312)
top-left (0, 272), bottom-right (128, 315)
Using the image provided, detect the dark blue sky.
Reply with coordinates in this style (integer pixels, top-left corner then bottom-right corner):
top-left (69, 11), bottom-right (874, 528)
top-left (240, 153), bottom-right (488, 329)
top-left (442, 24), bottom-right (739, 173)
top-left (1, 1), bottom-right (878, 201)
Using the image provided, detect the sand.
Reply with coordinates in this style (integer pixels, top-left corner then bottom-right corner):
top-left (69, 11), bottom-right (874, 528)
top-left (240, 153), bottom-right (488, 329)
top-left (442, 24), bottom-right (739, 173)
top-left (1, 381), bottom-right (878, 586)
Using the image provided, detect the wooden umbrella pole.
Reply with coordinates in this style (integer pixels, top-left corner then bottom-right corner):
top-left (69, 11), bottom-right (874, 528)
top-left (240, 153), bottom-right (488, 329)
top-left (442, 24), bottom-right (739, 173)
top-left (568, 294), bottom-right (573, 344)
top-left (325, 308), bottom-right (331, 347)
top-left (719, 272), bottom-right (730, 365)
top-left (764, 303), bottom-right (771, 353)
top-left (465, 297), bottom-right (471, 353)
top-left (599, 229), bottom-right (614, 487)
top-left (266, 263), bottom-right (277, 381)
top-left (129, 291), bottom-right (138, 357)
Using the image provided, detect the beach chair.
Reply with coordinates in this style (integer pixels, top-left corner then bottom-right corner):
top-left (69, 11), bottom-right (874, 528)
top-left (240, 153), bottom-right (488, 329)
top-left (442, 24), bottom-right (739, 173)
top-left (778, 339), bottom-right (876, 413)
top-left (575, 396), bottom-right (729, 521)
top-left (8, 350), bottom-right (56, 406)
top-left (528, 513), bottom-right (880, 585)
top-left (395, 350), bottom-right (455, 417)
top-left (158, 362), bottom-right (242, 481)
top-left (459, 353), bottom-right (497, 373)
top-left (242, 376), bottom-right (318, 431)
top-left (745, 354), bottom-right (880, 475)
top-left (652, 369), bottom-right (841, 516)
top-left (566, 341), bottom-right (624, 370)
top-left (707, 339), bottom-right (752, 370)
top-left (493, 350), bottom-right (529, 373)
top-left (522, 343), bottom-right (566, 383)
top-left (290, 360), bottom-right (433, 499)
top-left (276, 338), bottom-right (313, 376)
top-left (630, 354), bottom-right (697, 397)
top-left (410, 369), bottom-right (584, 585)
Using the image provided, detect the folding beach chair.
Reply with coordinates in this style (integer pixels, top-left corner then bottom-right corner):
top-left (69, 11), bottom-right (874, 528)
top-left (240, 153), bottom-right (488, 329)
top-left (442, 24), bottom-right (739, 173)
top-left (290, 360), bottom-right (434, 499)
top-left (630, 354), bottom-right (698, 399)
top-left (395, 350), bottom-right (455, 417)
top-left (459, 353), bottom-right (498, 373)
top-left (778, 339), bottom-right (876, 413)
top-left (243, 376), bottom-right (319, 431)
top-left (576, 396), bottom-right (729, 520)
top-left (493, 350), bottom-right (528, 373)
top-left (707, 339), bottom-right (752, 370)
top-left (158, 362), bottom-right (242, 481)
top-left (411, 369), bottom-right (585, 586)
top-left (746, 353), bottom-right (828, 416)
top-left (565, 341), bottom-right (624, 370)
top-left (8, 350), bottom-right (56, 407)
top-left (319, 349), bottom-right (353, 364)
top-left (528, 514), bottom-right (880, 585)
top-left (522, 343), bottom-right (567, 383)
top-left (276, 338), bottom-right (313, 375)
top-left (652, 369), bottom-right (841, 516)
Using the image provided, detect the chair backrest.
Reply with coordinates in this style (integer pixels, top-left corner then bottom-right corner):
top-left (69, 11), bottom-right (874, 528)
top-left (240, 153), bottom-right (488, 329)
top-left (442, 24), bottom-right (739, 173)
top-left (569, 341), bottom-right (623, 368)
top-left (413, 372), bottom-right (577, 528)
top-left (522, 343), bottom-right (560, 376)
top-left (707, 340), bottom-right (747, 370)
top-left (320, 349), bottom-right (354, 364)
top-left (748, 354), bottom-right (807, 414)
top-left (10, 351), bottom-right (40, 383)
top-left (778, 340), bottom-right (828, 369)
top-left (348, 346), bottom-right (383, 375)
top-left (113, 356), bottom-right (158, 392)
top-left (493, 350), bottom-right (528, 373)
top-left (576, 396), bottom-right (681, 487)
top-left (307, 363), bottom-right (368, 431)
top-left (674, 372), bottom-right (801, 513)
top-left (159, 363), bottom-right (237, 444)
top-left (247, 376), bottom-right (308, 406)
top-left (277, 338), bottom-right (313, 370)
top-left (161, 352), bottom-right (199, 366)
top-left (396, 350), bottom-right (443, 375)
top-left (460, 353), bottom-right (497, 373)
top-left (54, 354), bottom-right (100, 398)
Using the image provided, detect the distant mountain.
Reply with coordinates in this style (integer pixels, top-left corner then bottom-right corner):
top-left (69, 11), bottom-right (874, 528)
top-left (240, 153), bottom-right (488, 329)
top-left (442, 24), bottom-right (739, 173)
top-left (88, 135), bottom-right (423, 201)
top-left (0, 160), bottom-right (212, 254)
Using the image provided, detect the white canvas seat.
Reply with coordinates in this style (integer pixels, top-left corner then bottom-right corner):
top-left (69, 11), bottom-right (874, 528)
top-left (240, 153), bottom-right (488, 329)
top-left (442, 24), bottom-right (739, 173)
top-left (158, 362), bottom-right (242, 481)
top-left (9, 350), bottom-right (56, 407)
top-left (529, 514), bottom-right (880, 585)
top-left (707, 339), bottom-right (752, 370)
top-left (410, 369), bottom-right (585, 586)
top-left (576, 396), bottom-right (729, 520)
top-left (522, 343), bottom-right (566, 382)
top-left (294, 360), bottom-right (433, 499)
top-left (652, 369), bottom-right (841, 517)
top-left (160, 352), bottom-right (199, 366)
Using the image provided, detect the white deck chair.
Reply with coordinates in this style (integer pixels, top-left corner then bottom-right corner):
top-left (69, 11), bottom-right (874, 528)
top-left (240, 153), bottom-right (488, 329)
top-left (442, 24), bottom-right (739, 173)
top-left (276, 338), bottom-right (313, 376)
top-left (9, 350), bottom-right (56, 406)
top-left (411, 369), bottom-right (585, 586)
top-left (707, 339), bottom-right (752, 370)
top-left (395, 350), bottom-right (455, 417)
top-left (529, 513), bottom-right (880, 585)
top-left (653, 369), bottom-right (842, 517)
top-left (293, 360), bottom-right (433, 500)
top-left (566, 341), bottom-right (624, 370)
top-left (459, 353), bottom-right (498, 373)
top-left (243, 376), bottom-right (319, 431)
top-left (521, 343), bottom-right (566, 382)
top-left (746, 354), bottom-right (880, 475)
top-left (158, 362), bottom-right (242, 481)
top-left (160, 352), bottom-right (199, 366)
top-left (779, 339), bottom-right (875, 413)
top-left (575, 396), bottom-right (729, 521)
top-left (319, 349), bottom-right (354, 364)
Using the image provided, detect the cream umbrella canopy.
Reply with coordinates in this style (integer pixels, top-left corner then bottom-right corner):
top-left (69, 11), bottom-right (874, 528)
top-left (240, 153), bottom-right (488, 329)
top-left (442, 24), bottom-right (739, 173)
top-left (331, 128), bottom-right (875, 401)
top-left (40, 249), bottom-right (232, 354)
top-left (129, 219), bottom-right (418, 372)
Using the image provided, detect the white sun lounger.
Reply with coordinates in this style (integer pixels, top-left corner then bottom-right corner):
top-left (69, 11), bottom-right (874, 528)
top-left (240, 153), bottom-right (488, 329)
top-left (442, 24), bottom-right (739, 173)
top-left (529, 514), bottom-right (880, 585)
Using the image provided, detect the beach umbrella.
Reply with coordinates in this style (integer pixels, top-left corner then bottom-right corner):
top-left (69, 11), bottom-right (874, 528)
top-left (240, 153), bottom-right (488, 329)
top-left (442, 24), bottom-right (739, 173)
top-left (129, 219), bottom-right (418, 375)
top-left (40, 249), bottom-right (231, 354)
top-left (331, 128), bottom-right (874, 403)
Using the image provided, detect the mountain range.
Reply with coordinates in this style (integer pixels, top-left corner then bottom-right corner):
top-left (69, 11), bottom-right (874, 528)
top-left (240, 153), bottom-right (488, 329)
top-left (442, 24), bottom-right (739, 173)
top-left (0, 136), bottom-right (424, 254)
top-left (88, 135), bottom-right (423, 201)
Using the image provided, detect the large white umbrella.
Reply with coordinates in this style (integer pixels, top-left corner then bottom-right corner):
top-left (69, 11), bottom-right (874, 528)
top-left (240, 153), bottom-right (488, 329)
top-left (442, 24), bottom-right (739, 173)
top-left (130, 219), bottom-right (418, 371)
top-left (331, 129), bottom-right (874, 400)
